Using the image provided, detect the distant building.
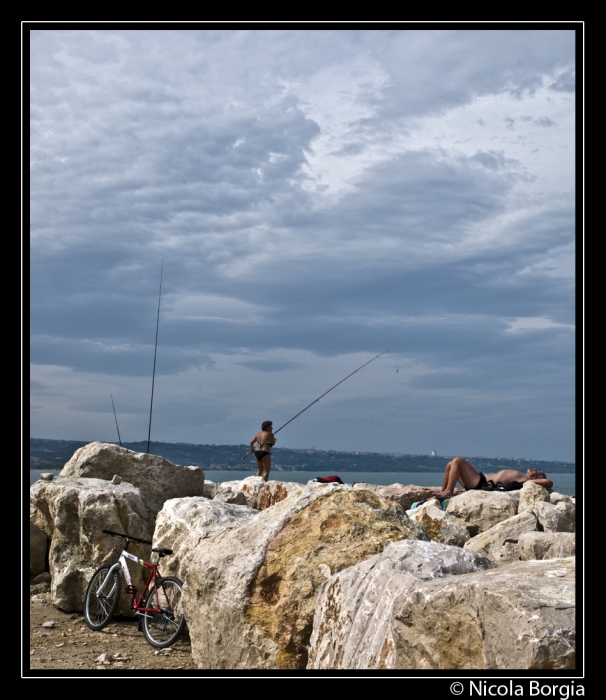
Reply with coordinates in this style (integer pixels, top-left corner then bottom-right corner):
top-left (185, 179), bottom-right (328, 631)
top-left (431, 450), bottom-right (436, 457)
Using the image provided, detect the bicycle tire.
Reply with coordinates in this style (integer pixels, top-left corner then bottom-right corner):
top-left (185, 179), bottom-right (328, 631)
top-left (142, 576), bottom-right (186, 648)
top-left (84, 565), bottom-right (121, 631)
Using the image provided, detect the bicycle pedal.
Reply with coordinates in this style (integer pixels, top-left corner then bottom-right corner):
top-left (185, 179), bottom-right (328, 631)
top-left (138, 619), bottom-right (143, 632)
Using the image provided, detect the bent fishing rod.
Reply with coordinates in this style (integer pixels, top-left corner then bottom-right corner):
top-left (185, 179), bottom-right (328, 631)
top-left (111, 394), bottom-right (122, 447)
top-left (242, 349), bottom-right (389, 460)
top-left (147, 261), bottom-right (163, 454)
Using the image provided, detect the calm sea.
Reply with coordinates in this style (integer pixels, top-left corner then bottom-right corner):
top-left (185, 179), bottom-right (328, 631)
top-left (29, 469), bottom-right (577, 496)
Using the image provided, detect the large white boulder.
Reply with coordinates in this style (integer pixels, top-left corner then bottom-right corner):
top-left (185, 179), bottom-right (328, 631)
top-left (307, 540), bottom-right (495, 669)
top-left (181, 486), bottom-right (428, 670)
top-left (390, 557), bottom-right (575, 669)
top-left (152, 497), bottom-right (259, 580)
top-left (60, 442), bottom-right (205, 514)
top-left (30, 476), bottom-right (155, 613)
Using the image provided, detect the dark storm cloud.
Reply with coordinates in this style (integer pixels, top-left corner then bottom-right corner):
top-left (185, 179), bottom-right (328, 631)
top-left (31, 144), bottom-right (573, 371)
top-left (29, 28), bottom-right (577, 460)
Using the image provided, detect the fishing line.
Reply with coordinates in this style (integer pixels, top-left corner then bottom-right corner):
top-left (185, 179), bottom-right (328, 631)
top-left (243, 349), bottom-right (389, 459)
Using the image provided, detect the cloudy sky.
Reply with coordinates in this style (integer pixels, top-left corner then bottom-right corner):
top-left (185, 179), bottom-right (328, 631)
top-left (29, 27), bottom-right (577, 462)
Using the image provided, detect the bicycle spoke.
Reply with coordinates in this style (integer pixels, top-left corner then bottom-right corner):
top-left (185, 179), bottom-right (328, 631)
top-left (84, 566), bottom-right (121, 631)
top-left (141, 577), bottom-right (185, 648)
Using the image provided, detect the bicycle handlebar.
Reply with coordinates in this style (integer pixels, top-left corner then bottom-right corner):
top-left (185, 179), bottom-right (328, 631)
top-left (102, 529), bottom-right (153, 546)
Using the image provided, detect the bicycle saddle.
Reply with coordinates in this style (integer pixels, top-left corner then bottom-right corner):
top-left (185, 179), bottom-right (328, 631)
top-left (152, 547), bottom-right (173, 557)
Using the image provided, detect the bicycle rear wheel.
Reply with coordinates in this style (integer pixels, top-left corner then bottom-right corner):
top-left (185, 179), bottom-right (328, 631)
top-left (84, 565), bottom-right (121, 630)
top-left (142, 576), bottom-right (185, 648)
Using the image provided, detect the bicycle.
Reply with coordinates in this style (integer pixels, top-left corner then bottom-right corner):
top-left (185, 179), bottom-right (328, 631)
top-left (83, 529), bottom-right (186, 649)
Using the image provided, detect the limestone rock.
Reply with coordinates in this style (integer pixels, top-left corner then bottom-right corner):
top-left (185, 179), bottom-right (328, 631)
top-left (257, 481), bottom-right (307, 510)
top-left (463, 510), bottom-right (538, 564)
top-left (376, 484), bottom-right (464, 510)
top-left (555, 501), bottom-right (575, 532)
top-left (60, 442), bottom-right (205, 514)
top-left (550, 492), bottom-right (574, 506)
top-left (182, 487), bottom-right (428, 670)
top-left (534, 501), bottom-right (574, 533)
top-left (518, 481), bottom-right (551, 514)
top-left (31, 503), bottom-right (52, 539)
top-left (518, 532), bottom-right (575, 560)
top-left (391, 557), bottom-right (575, 669)
top-left (203, 481), bottom-right (217, 499)
top-left (213, 483), bottom-right (248, 505)
top-left (214, 476), bottom-right (265, 508)
top-left (352, 482), bottom-right (380, 492)
top-left (307, 540), bottom-right (495, 669)
top-left (152, 497), bottom-right (259, 580)
top-left (406, 502), bottom-right (470, 547)
top-left (30, 520), bottom-right (48, 578)
top-left (446, 490), bottom-right (519, 536)
top-left (376, 485), bottom-right (440, 511)
top-left (30, 476), bottom-right (154, 613)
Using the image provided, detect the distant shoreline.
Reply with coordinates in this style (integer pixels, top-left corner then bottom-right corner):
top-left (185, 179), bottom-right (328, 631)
top-left (29, 438), bottom-right (575, 474)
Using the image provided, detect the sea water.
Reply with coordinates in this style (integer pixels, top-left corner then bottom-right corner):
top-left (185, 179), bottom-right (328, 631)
top-left (29, 469), bottom-right (577, 496)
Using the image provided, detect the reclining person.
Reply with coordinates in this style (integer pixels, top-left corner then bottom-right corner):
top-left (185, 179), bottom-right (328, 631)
top-left (432, 456), bottom-right (553, 500)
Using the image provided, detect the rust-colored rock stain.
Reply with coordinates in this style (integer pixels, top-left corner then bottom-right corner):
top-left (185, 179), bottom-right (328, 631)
top-left (245, 489), bottom-right (424, 669)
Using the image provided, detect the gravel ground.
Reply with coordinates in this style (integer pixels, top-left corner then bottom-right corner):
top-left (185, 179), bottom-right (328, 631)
top-left (27, 581), bottom-right (198, 674)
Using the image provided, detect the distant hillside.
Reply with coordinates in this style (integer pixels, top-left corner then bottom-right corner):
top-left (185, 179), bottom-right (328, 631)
top-left (30, 438), bottom-right (575, 474)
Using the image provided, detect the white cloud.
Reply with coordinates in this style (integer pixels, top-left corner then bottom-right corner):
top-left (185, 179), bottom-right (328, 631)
top-left (164, 293), bottom-right (266, 322)
top-left (505, 317), bottom-right (574, 333)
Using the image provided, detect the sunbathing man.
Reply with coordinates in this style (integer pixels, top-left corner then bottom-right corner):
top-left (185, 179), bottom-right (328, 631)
top-left (432, 456), bottom-right (553, 500)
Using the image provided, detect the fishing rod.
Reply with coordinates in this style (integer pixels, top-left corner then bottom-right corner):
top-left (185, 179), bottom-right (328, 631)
top-left (111, 394), bottom-right (122, 447)
top-left (242, 349), bottom-right (389, 460)
top-left (146, 261), bottom-right (163, 454)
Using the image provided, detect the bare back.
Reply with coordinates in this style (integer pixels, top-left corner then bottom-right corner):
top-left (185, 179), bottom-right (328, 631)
top-left (253, 431), bottom-right (275, 451)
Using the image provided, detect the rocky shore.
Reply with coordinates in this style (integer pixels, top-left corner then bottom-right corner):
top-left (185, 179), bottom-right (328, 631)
top-left (29, 442), bottom-right (576, 672)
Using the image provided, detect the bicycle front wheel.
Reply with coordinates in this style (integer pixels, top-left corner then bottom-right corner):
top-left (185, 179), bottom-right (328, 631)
top-left (84, 565), bottom-right (121, 630)
top-left (142, 576), bottom-right (186, 648)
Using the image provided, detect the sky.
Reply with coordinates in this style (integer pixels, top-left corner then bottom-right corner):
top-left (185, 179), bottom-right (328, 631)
top-left (28, 27), bottom-right (578, 462)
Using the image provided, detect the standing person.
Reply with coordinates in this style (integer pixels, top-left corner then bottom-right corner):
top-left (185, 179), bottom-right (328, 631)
top-left (432, 456), bottom-right (553, 500)
top-left (250, 421), bottom-right (276, 482)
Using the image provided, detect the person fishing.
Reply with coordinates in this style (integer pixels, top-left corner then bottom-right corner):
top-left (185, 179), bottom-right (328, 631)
top-left (242, 351), bottom-right (389, 469)
top-left (250, 421), bottom-right (276, 482)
